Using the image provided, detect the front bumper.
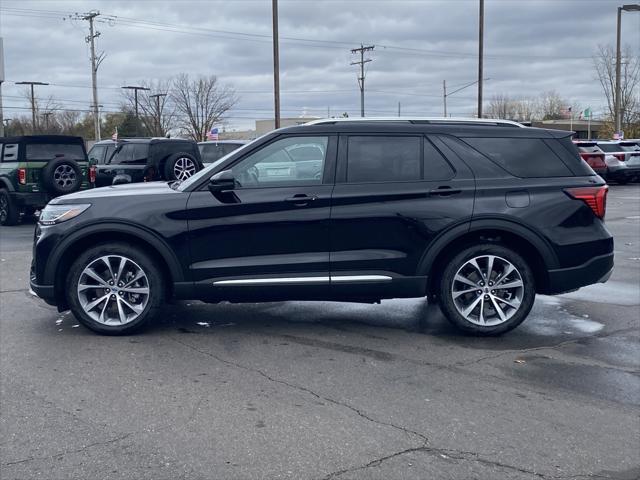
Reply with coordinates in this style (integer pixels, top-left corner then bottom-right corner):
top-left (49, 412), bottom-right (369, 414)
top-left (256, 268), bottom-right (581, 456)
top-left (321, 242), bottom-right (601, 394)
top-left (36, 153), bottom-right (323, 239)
top-left (29, 279), bottom-right (57, 306)
top-left (546, 252), bottom-right (614, 295)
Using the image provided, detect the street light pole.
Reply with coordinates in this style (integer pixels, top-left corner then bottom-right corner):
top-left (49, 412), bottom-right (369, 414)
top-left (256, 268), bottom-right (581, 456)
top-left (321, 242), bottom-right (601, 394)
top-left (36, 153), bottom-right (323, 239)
top-left (443, 78), bottom-right (490, 117)
top-left (615, 4), bottom-right (640, 136)
top-left (122, 85), bottom-right (150, 137)
top-left (15, 81), bottom-right (49, 134)
top-left (272, 0), bottom-right (281, 129)
top-left (477, 0), bottom-right (484, 118)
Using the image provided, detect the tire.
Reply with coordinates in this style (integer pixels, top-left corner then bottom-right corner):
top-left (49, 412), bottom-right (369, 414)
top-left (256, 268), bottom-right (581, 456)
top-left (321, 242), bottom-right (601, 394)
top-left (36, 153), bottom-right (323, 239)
top-left (438, 244), bottom-right (536, 336)
top-left (41, 157), bottom-right (82, 195)
top-left (163, 153), bottom-right (200, 181)
top-left (66, 243), bottom-right (164, 335)
top-left (0, 189), bottom-right (20, 226)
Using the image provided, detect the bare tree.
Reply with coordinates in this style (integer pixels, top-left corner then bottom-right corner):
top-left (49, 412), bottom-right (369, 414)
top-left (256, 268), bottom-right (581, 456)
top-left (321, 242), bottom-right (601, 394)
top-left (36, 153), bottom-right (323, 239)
top-left (121, 79), bottom-right (176, 136)
top-left (170, 74), bottom-right (238, 141)
top-left (538, 90), bottom-right (572, 120)
top-left (593, 44), bottom-right (640, 134)
top-left (486, 94), bottom-right (518, 120)
top-left (20, 87), bottom-right (61, 133)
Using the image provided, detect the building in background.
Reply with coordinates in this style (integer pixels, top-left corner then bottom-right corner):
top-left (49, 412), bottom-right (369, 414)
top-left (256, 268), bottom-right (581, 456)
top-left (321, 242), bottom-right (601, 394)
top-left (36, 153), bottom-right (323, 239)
top-left (532, 119), bottom-right (606, 139)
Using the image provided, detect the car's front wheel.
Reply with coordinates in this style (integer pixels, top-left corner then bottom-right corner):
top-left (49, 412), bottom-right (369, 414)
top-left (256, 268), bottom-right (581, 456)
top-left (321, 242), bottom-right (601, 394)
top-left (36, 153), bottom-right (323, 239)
top-left (0, 190), bottom-right (19, 226)
top-left (66, 243), bottom-right (164, 335)
top-left (438, 244), bottom-right (536, 335)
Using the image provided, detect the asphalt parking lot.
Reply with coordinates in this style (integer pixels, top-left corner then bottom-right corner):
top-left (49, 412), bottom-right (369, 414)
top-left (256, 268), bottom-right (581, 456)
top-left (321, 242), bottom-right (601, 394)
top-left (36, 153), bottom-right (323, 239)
top-left (1, 185), bottom-right (639, 480)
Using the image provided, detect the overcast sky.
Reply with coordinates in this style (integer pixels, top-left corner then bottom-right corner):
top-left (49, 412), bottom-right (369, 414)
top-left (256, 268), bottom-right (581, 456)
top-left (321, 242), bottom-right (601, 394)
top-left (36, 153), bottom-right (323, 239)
top-left (1, 0), bottom-right (639, 131)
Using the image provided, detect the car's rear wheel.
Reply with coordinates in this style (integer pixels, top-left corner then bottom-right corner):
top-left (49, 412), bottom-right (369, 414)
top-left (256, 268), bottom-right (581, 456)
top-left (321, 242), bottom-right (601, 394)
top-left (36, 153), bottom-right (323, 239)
top-left (66, 243), bottom-right (164, 335)
top-left (0, 190), bottom-right (19, 226)
top-left (438, 244), bottom-right (535, 335)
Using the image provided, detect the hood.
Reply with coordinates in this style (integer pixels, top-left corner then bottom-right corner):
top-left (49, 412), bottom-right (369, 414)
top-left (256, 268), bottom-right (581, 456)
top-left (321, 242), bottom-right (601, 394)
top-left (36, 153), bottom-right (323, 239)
top-left (51, 181), bottom-right (180, 204)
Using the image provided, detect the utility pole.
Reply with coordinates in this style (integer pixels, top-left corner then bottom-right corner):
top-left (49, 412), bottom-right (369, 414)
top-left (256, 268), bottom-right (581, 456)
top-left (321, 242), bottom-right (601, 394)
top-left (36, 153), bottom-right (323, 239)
top-left (477, 0), bottom-right (484, 118)
top-left (615, 4), bottom-right (640, 137)
top-left (272, 0), bottom-right (281, 129)
top-left (15, 81), bottom-right (49, 134)
top-left (443, 80), bottom-right (447, 117)
top-left (398, 102), bottom-right (401, 117)
top-left (351, 44), bottom-right (374, 117)
top-left (69, 11), bottom-right (106, 141)
top-left (150, 93), bottom-right (167, 136)
top-left (122, 85), bottom-right (150, 136)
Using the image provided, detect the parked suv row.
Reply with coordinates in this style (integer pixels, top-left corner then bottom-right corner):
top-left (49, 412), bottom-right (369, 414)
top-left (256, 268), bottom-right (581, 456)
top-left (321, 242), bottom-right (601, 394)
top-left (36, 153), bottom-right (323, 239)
top-left (31, 118), bottom-right (613, 336)
top-left (1, 135), bottom-right (95, 226)
top-left (88, 138), bottom-right (203, 187)
top-left (574, 140), bottom-right (640, 184)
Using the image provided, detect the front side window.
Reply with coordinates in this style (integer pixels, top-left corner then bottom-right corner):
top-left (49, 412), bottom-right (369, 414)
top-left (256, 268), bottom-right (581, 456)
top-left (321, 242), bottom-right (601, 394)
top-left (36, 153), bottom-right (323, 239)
top-left (347, 136), bottom-right (421, 183)
top-left (232, 136), bottom-right (328, 187)
top-left (26, 143), bottom-right (85, 161)
top-left (110, 144), bottom-right (148, 164)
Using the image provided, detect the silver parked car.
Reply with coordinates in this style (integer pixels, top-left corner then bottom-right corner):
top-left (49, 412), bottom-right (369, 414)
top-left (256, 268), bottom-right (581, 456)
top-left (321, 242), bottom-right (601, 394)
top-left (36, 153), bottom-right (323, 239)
top-left (596, 141), bottom-right (640, 184)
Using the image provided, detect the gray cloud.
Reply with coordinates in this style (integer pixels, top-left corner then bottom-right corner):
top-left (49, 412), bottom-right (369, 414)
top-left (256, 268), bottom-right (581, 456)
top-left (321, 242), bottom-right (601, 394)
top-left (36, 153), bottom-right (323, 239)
top-left (1, 0), bottom-right (638, 131)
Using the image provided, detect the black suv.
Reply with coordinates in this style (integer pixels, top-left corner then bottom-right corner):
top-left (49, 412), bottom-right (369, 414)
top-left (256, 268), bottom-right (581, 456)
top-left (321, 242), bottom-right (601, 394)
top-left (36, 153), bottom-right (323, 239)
top-left (0, 135), bottom-right (94, 226)
top-left (88, 138), bottom-right (203, 187)
top-left (30, 119), bottom-right (613, 336)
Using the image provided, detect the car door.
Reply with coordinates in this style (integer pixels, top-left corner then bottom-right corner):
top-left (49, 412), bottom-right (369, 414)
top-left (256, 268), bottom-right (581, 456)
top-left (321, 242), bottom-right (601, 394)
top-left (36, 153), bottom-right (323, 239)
top-left (186, 134), bottom-right (337, 302)
top-left (329, 134), bottom-right (475, 298)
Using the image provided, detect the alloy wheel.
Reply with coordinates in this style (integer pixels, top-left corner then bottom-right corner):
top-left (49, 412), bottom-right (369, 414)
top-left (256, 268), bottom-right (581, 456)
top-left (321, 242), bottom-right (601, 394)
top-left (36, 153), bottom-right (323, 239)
top-left (173, 157), bottom-right (196, 181)
top-left (451, 255), bottom-right (524, 326)
top-left (53, 164), bottom-right (77, 189)
top-left (77, 255), bottom-right (150, 326)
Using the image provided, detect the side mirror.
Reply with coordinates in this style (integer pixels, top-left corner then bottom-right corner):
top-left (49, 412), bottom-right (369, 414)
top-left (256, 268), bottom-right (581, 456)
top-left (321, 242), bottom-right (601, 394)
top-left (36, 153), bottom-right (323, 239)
top-left (112, 174), bottom-right (131, 186)
top-left (208, 170), bottom-right (236, 193)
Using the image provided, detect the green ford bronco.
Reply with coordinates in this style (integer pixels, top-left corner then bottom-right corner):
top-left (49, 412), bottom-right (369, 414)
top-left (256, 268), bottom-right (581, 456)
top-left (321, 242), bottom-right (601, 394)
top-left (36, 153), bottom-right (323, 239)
top-left (0, 135), bottom-right (95, 226)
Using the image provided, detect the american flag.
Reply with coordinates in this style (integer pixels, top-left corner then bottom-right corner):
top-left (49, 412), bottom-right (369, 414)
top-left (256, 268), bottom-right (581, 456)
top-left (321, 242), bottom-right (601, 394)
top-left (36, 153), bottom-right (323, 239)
top-left (206, 127), bottom-right (219, 141)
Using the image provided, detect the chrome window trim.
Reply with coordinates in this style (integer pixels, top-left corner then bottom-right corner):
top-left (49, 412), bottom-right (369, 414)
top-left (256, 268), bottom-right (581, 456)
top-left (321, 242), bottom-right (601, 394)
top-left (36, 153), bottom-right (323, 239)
top-left (213, 275), bottom-right (393, 286)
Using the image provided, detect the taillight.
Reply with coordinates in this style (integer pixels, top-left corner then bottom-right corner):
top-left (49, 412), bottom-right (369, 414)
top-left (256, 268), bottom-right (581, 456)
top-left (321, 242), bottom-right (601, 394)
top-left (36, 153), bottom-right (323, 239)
top-left (580, 153), bottom-right (606, 168)
top-left (614, 153), bottom-right (625, 161)
top-left (565, 185), bottom-right (608, 219)
top-left (18, 168), bottom-right (27, 185)
top-left (89, 165), bottom-right (96, 183)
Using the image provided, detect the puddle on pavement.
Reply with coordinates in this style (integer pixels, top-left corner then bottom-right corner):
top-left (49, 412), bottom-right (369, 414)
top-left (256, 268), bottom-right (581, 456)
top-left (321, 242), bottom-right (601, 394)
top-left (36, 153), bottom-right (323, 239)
top-left (502, 355), bottom-right (640, 407)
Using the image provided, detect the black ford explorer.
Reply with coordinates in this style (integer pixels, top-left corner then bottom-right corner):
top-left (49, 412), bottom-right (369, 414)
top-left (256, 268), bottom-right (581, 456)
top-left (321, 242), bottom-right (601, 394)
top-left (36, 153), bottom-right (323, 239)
top-left (30, 118), bottom-right (614, 336)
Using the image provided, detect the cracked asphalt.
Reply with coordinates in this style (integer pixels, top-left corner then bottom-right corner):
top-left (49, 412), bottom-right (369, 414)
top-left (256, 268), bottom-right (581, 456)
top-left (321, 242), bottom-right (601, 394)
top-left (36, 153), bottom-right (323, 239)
top-left (1, 185), bottom-right (639, 480)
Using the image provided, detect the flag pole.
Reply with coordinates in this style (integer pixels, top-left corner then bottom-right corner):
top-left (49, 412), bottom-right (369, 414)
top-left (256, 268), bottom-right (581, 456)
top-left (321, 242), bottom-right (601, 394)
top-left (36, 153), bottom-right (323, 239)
top-left (588, 111), bottom-right (591, 139)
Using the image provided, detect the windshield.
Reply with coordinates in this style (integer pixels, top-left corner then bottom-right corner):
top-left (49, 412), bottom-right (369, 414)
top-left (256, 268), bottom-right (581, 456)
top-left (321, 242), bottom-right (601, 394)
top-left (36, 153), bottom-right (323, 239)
top-left (177, 139), bottom-right (258, 191)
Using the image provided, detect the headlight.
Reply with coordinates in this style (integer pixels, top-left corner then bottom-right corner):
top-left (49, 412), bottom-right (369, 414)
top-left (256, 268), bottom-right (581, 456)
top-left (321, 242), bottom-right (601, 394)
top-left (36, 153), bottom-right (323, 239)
top-left (39, 204), bottom-right (91, 225)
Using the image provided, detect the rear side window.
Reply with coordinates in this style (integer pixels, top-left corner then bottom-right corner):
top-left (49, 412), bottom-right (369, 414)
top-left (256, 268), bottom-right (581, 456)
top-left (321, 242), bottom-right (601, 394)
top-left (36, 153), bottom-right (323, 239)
top-left (88, 145), bottom-right (106, 164)
top-left (550, 137), bottom-right (594, 176)
top-left (26, 143), bottom-right (85, 161)
top-left (462, 137), bottom-right (572, 177)
top-left (2, 144), bottom-right (18, 162)
top-left (424, 138), bottom-right (455, 180)
top-left (347, 136), bottom-right (421, 182)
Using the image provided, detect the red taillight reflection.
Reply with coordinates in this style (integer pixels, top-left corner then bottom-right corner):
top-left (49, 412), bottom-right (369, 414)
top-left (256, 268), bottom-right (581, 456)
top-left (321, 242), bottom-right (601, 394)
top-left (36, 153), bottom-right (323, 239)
top-left (614, 153), bottom-right (625, 161)
top-left (89, 165), bottom-right (96, 183)
top-left (565, 185), bottom-right (608, 219)
top-left (18, 168), bottom-right (26, 185)
top-left (579, 153), bottom-right (606, 168)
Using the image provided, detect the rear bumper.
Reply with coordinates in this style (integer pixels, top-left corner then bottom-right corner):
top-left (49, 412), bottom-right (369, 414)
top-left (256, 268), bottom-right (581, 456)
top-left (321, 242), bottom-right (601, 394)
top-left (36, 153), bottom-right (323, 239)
top-left (10, 191), bottom-right (50, 208)
top-left (546, 252), bottom-right (614, 295)
top-left (607, 165), bottom-right (640, 180)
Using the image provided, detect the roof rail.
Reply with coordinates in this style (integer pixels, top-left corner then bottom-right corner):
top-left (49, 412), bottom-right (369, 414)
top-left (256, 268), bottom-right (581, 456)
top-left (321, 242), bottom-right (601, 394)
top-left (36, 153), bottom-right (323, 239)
top-left (305, 117), bottom-right (525, 128)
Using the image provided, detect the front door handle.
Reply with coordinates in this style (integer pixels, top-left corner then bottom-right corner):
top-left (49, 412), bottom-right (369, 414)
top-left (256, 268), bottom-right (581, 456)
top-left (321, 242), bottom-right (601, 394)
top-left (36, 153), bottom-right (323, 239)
top-left (428, 186), bottom-right (462, 196)
top-left (285, 194), bottom-right (317, 206)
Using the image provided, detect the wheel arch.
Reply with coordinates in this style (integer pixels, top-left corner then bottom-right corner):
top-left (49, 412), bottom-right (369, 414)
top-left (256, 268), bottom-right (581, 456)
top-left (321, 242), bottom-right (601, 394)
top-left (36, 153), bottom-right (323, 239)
top-left (48, 222), bottom-right (185, 308)
top-left (0, 177), bottom-right (15, 191)
top-left (420, 219), bottom-right (557, 297)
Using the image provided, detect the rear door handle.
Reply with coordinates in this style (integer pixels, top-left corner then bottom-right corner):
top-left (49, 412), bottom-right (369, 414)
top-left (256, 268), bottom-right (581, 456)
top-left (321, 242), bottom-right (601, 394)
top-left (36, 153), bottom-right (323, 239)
top-left (285, 194), bottom-right (317, 206)
top-left (428, 186), bottom-right (462, 196)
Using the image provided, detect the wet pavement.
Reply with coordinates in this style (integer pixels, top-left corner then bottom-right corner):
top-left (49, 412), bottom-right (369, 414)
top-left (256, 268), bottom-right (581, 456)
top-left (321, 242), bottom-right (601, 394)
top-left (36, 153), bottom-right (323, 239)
top-left (1, 185), bottom-right (639, 479)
